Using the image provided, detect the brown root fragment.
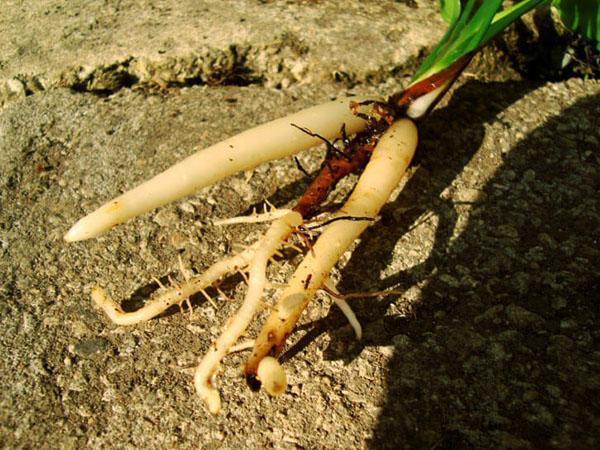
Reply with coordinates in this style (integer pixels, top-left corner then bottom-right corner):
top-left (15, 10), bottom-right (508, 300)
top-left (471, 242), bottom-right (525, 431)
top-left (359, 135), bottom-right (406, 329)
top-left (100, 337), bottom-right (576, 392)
top-left (292, 102), bottom-right (396, 219)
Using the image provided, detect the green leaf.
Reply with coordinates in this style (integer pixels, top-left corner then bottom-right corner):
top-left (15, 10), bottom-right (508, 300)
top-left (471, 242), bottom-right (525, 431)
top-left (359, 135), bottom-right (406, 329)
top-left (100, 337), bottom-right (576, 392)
top-left (415, 0), bottom-right (473, 78)
top-left (483, 0), bottom-right (546, 45)
top-left (414, 0), bottom-right (500, 82)
top-left (414, 0), bottom-right (550, 84)
top-left (552, 0), bottom-right (600, 50)
top-left (453, 0), bottom-right (503, 56)
top-left (440, 0), bottom-right (462, 24)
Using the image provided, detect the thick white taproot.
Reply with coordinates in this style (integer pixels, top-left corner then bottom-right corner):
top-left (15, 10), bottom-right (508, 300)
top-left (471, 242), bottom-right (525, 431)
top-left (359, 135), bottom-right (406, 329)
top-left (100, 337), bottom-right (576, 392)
top-left (279, 119), bottom-right (418, 318)
top-left (65, 97), bottom-right (372, 242)
top-left (248, 119), bottom-right (418, 374)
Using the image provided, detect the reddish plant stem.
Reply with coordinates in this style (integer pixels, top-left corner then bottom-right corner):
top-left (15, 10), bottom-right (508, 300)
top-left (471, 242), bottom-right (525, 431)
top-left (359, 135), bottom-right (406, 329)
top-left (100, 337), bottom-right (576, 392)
top-left (292, 107), bottom-right (394, 219)
top-left (389, 53), bottom-right (473, 112)
top-left (291, 54), bottom-right (472, 220)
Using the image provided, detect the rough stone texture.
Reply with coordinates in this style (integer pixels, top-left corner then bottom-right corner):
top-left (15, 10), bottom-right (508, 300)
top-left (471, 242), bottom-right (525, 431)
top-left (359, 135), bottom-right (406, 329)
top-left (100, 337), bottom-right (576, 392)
top-left (1, 1), bottom-right (599, 449)
top-left (1, 0), bottom-right (444, 106)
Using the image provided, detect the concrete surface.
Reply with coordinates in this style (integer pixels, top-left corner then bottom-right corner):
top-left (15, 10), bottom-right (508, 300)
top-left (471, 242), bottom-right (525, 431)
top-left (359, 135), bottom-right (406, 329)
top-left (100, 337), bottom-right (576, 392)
top-left (1, 0), bottom-right (444, 106)
top-left (1, 1), bottom-right (599, 448)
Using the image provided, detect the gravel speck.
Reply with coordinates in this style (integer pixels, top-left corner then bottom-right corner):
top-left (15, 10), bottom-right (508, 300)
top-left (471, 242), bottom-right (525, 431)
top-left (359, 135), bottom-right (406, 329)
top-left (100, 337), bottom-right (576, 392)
top-left (73, 337), bottom-right (111, 359)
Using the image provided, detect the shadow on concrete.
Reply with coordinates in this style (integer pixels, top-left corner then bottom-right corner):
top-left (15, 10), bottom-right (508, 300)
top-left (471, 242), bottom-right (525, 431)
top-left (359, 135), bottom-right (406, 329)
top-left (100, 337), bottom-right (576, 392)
top-left (283, 80), bottom-right (599, 447)
top-left (361, 88), bottom-right (598, 448)
top-left (282, 78), bottom-right (539, 360)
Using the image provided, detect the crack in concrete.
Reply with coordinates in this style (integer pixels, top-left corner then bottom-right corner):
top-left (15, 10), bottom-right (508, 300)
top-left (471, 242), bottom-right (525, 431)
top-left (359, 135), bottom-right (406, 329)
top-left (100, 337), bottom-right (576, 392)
top-left (1, 41), bottom-right (423, 107)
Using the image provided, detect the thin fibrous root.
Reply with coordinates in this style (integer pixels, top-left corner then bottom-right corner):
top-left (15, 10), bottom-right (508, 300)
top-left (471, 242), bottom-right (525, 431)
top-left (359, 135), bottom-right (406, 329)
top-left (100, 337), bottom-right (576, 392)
top-left (91, 246), bottom-right (256, 326)
top-left (152, 276), bottom-right (166, 290)
top-left (268, 256), bottom-right (283, 268)
top-left (194, 211), bottom-right (302, 415)
top-left (199, 289), bottom-right (218, 309)
top-left (228, 340), bottom-right (256, 354)
top-left (322, 279), bottom-right (362, 340)
top-left (245, 119), bottom-right (418, 384)
top-left (178, 254), bottom-right (192, 282)
top-left (215, 286), bottom-right (232, 302)
top-left (237, 269), bottom-right (250, 284)
top-left (212, 209), bottom-right (293, 226)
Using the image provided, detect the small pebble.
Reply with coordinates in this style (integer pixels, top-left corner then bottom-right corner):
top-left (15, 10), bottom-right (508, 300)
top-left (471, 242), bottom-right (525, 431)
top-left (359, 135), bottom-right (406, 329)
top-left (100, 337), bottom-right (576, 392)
top-left (74, 337), bottom-right (111, 358)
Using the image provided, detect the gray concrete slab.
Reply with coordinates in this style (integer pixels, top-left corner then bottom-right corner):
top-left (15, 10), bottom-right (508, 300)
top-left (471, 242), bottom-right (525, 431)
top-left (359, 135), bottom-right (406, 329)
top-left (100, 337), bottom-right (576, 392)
top-left (1, 0), bottom-right (443, 106)
top-left (1, 0), bottom-right (599, 448)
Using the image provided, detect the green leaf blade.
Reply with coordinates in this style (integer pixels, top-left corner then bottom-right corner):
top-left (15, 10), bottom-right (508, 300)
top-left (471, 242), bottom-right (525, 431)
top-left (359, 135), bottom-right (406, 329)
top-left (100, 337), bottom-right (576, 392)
top-left (483, 0), bottom-right (547, 45)
top-left (440, 0), bottom-right (461, 24)
top-left (414, 0), bottom-right (501, 83)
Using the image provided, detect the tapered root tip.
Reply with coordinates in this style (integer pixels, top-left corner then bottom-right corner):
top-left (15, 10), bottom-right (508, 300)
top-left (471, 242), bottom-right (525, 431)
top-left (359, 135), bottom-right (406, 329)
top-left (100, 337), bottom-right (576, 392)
top-left (64, 215), bottom-right (108, 242)
top-left (204, 389), bottom-right (222, 415)
top-left (257, 357), bottom-right (287, 396)
top-left (91, 286), bottom-right (109, 306)
top-left (195, 375), bottom-right (223, 415)
top-left (64, 219), bottom-right (89, 242)
top-left (91, 286), bottom-right (121, 312)
top-left (64, 200), bottom-right (125, 242)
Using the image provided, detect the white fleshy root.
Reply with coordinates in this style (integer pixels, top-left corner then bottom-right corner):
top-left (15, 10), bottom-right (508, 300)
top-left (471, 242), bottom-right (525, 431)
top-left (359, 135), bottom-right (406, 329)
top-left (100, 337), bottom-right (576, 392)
top-left (69, 90), bottom-right (419, 415)
top-left (91, 246), bottom-right (256, 326)
top-left (247, 119), bottom-right (418, 379)
top-left (280, 119), bottom-right (417, 320)
top-left (64, 97), bottom-right (373, 242)
top-left (256, 357), bottom-right (287, 396)
top-left (194, 211), bottom-right (302, 414)
top-left (323, 279), bottom-right (362, 340)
